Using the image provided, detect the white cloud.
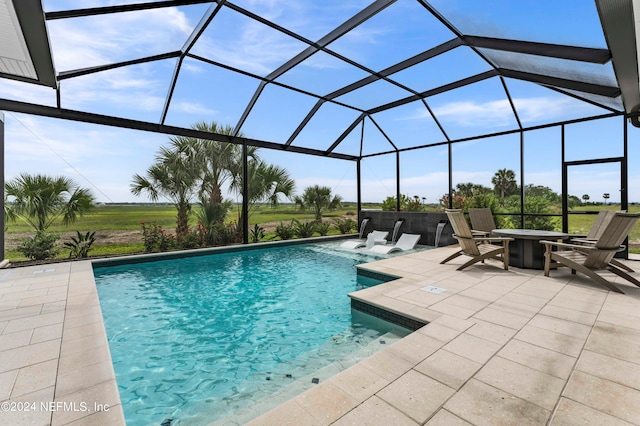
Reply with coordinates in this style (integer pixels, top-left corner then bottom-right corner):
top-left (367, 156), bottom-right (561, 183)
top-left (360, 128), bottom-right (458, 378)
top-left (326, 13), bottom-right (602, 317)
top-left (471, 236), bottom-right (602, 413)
top-left (5, 115), bottom-right (105, 164)
top-left (48, 8), bottom-right (192, 71)
top-left (4, 113), bottom-right (168, 202)
top-left (409, 97), bottom-right (595, 129)
top-left (433, 99), bottom-right (514, 127)
top-left (514, 97), bottom-right (578, 123)
top-left (0, 80), bottom-right (58, 106)
top-left (191, 19), bottom-right (306, 75)
top-left (171, 101), bottom-right (217, 116)
top-left (60, 77), bottom-right (166, 112)
top-left (183, 62), bottom-right (205, 74)
top-left (40, 7), bottom-right (194, 114)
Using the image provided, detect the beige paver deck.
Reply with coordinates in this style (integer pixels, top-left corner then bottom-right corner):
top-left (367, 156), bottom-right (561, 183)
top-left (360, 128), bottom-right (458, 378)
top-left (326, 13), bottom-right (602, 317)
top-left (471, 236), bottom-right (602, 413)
top-left (249, 246), bottom-right (640, 426)
top-left (0, 261), bottom-right (125, 425)
top-left (1, 245), bottom-right (639, 425)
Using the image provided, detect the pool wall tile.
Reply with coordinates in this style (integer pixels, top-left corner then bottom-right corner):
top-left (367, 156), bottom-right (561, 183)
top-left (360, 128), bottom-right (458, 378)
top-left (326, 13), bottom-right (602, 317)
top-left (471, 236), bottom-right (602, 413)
top-left (355, 267), bottom-right (400, 282)
top-left (350, 299), bottom-right (426, 331)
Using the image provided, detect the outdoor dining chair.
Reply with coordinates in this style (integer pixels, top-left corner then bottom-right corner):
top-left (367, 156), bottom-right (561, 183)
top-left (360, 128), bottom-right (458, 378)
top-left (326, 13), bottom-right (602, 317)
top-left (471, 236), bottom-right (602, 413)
top-left (570, 210), bottom-right (634, 272)
top-left (468, 207), bottom-right (497, 237)
top-left (440, 209), bottom-right (513, 271)
top-left (541, 212), bottom-right (640, 294)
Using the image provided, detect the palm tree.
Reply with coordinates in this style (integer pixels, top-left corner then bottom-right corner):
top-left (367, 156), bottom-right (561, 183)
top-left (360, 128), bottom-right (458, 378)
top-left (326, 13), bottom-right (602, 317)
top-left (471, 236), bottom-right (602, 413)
top-left (603, 193), bottom-right (610, 205)
top-left (131, 144), bottom-right (200, 237)
top-left (455, 182), bottom-right (490, 198)
top-left (173, 121), bottom-right (260, 226)
top-left (582, 194), bottom-right (590, 205)
top-left (491, 169), bottom-right (517, 202)
top-left (232, 159), bottom-right (295, 215)
top-left (5, 173), bottom-right (95, 232)
top-left (229, 159), bottom-right (295, 239)
top-left (189, 122), bottom-right (258, 203)
top-left (294, 185), bottom-right (342, 222)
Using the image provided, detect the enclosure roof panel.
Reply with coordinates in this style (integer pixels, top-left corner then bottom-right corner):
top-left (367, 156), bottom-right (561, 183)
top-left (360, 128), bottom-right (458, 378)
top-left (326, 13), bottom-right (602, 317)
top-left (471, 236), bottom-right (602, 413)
top-left (0, 0), bottom-right (637, 156)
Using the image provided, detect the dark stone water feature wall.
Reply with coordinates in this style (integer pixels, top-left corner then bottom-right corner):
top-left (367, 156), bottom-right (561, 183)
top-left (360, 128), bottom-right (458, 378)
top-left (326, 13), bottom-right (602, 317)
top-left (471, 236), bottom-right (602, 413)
top-left (357, 210), bottom-right (456, 247)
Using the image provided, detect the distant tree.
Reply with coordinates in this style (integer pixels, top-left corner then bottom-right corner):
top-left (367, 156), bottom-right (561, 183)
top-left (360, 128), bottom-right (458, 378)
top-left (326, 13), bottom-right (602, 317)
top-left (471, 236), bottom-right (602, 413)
top-left (523, 196), bottom-right (556, 231)
top-left (567, 195), bottom-right (582, 209)
top-left (466, 192), bottom-right (500, 210)
top-left (382, 194), bottom-right (409, 211)
top-left (381, 194), bottom-right (426, 211)
top-left (582, 194), bottom-right (590, 205)
top-left (603, 193), bottom-right (610, 205)
top-left (5, 173), bottom-right (95, 232)
top-left (455, 182), bottom-right (491, 198)
top-left (524, 185), bottom-right (561, 204)
top-left (491, 169), bottom-right (518, 203)
top-left (294, 185), bottom-right (342, 221)
top-left (439, 190), bottom-right (499, 213)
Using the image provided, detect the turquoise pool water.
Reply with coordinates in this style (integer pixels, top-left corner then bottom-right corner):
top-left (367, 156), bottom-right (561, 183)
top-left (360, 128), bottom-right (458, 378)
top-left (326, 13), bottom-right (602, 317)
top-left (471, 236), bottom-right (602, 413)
top-left (94, 242), bottom-right (409, 425)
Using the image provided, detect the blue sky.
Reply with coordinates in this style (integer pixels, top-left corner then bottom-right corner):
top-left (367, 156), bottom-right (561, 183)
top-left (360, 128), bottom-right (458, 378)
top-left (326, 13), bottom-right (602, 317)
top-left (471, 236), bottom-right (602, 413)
top-left (2, 0), bottom-right (638, 204)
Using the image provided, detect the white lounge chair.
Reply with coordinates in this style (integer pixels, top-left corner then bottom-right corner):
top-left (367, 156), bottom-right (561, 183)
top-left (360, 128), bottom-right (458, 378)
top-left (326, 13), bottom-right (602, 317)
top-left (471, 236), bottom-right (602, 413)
top-left (340, 230), bottom-right (388, 249)
top-left (368, 233), bottom-right (421, 254)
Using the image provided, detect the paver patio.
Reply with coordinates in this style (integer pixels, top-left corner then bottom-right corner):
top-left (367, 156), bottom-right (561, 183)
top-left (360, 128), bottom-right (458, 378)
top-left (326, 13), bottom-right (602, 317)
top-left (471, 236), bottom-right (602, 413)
top-left (0, 245), bottom-right (639, 425)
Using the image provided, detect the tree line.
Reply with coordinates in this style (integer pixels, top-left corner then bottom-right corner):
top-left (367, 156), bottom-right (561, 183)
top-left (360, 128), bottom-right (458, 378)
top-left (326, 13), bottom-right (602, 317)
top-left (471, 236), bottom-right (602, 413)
top-left (440, 168), bottom-right (583, 230)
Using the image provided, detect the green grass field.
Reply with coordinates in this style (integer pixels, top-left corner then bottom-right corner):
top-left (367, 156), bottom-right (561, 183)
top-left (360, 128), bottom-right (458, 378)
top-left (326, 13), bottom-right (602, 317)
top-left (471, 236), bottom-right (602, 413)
top-left (5, 203), bottom-right (639, 262)
top-left (3, 203), bottom-right (366, 261)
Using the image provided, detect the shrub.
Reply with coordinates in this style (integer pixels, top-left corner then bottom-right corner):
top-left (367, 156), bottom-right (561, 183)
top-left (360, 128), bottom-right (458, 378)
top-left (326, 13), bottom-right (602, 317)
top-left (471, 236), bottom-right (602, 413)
top-left (141, 221), bottom-right (175, 253)
top-left (382, 194), bottom-right (425, 211)
top-left (381, 195), bottom-right (404, 211)
top-left (250, 224), bottom-right (265, 243)
top-left (333, 218), bottom-right (357, 234)
top-left (315, 221), bottom-right (331, 236)
top-left (294, 220), bottom-right (316, 238)
top-left (275, 221), bottom-right (295, 240)
top-left (195, 222), bottom-right (215, 247)
top-left (177, 231), bottom-right (202, 250)
top-left (208, 222), bottom-right (238, 246)
top-left (18, 231), bottom-right (59, 260)
top-left (64, 231), bottom-right (96, 259)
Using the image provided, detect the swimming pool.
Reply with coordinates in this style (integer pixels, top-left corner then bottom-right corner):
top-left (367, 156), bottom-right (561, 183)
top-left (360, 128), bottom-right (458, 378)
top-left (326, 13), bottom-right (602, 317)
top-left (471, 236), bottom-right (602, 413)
top-left (94, 242), bottom-right (410, 425)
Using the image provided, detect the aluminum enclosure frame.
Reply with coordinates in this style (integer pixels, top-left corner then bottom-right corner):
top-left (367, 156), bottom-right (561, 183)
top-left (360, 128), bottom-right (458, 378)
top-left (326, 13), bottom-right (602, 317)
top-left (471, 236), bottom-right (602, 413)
top-left (1, 0), bottom-right (638, 247)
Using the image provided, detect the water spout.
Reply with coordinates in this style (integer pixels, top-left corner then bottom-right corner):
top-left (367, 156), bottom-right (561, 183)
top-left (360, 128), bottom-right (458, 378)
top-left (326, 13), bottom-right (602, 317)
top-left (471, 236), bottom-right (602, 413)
top-left (358, 218), bottom-right (371, 239)
top-left (391, 219), bottom-right (405, 244)
top-left (434, 220), bottom-right (446, 248)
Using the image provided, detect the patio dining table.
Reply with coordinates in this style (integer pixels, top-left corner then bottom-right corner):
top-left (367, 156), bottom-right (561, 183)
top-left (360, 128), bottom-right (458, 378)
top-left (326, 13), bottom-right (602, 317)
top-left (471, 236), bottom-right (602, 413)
top-left (492, 229), bottom-right (569, 270)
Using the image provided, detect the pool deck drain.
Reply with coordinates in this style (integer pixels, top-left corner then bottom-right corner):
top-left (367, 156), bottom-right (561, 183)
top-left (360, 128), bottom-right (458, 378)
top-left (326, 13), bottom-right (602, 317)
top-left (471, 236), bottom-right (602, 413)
top-left (0, 246), bottom-right (639, 425)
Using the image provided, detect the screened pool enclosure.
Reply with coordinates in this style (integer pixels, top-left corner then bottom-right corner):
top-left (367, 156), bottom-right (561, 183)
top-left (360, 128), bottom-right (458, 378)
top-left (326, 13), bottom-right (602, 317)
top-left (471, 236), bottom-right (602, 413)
top-left (1, 0), bottom-right (640, 252)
